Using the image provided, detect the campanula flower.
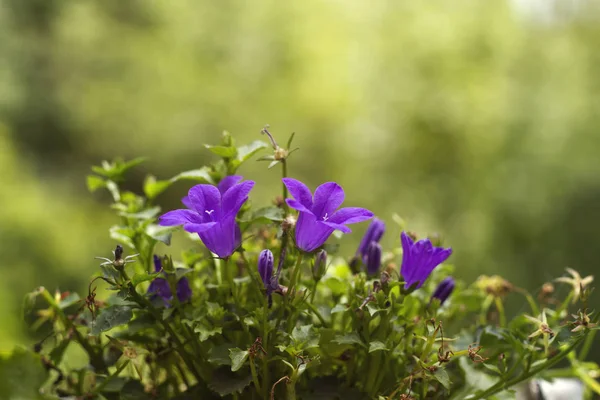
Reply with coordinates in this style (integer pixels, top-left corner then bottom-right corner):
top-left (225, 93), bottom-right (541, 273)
top-left (357, 218), bottom-right (385, 261)
top-left (148, 255), bottom-right (192, 305)
top-left (431, 277), bottom-right (455, 305)
top-left (400, 231), bottom-right (452, 289)
top-left (282, 178), bottom-right (374, 252)
top-left (365, 241), bottom-right (382, 276)
top-left (258, 249), bottom-right (275, 293)
top-left (159, 176), bottom-right (254, 258)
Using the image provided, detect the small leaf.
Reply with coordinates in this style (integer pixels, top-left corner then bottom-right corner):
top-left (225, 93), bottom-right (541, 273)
top-left (229, 348), bottom-right (249, 372)
top-left (205, 145), bottom-right (238, 158)
top-left (333, 332), bottom-right (366, 348)
top-left (246, 206), bottom-right (285, 223)
top-left (59, 293), bottom-right (81, 309)
top-left (368, 341), bottom-right (389, 353)
top-left (175, 268), bottom-right (194, 279)
top-left (119, 207), bottom-right (161, 220)
top-left (267, 160), bottom-right (280, 169)
top-left (287, 132), bottom-right (296, 149)
top-left (331, 304), bottom-right (348, 314)
top-left (91, 306), bottom-right (134, 335)
top-left (433, 367), bottom-right (451, 390)
top-left (195, 323), bottom-right (223, 342)
top-left (143, 175), bottom-right (172, 200)
top-left (131, 272), bottom-right (160, 287)
top-left (171, 167), bottom-right (214, 184)
top-left (256, 155), bottom-right (275, 161)
top-left (208, 367), bottom-right (252, 396)
top-left (236, 140), bottom-right (268, 164)
top-left (100, 265), bottom-right (121, 282)
top-left (109, 226), bottom-right (135, 249)
top-left (87, 175), bottom-right (106, 192)
top-left (145, 225), bottom-right (179, 245)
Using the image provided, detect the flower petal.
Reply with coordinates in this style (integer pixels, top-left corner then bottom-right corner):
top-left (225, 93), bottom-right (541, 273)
top-left (312, 182), bottom-right (345, 219)
top-left (282, 178), bottom-right (313, 210)
top-left (176, 278), bottom-right (192, 302)
top-left (328, 207), bottom-right (373, 225)
top-left (222, 180), bottom-right (255, 218)
top-left (183, 222), bottom-right (217, 233)
top-left (294, 213), bottom-right (336, 252)
top-left (198, 218), bottom-right (239, 258)
top-left (181, 196), bottom-right (193, 209)
top-left (218, 175), bottom-right (243, 195)
top-left (187, 184), bottom-right (221, 218)
top-left (286, 199), bottom-right (314, 214)
top-left (321, 221), bottom-right (352, 233)
top-left (159, 209), bottom-right (202, 226)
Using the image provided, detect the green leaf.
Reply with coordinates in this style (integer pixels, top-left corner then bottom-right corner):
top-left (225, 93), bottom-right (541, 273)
top-left (143, 175), bottom-right (172, 200)
top-left (171, 167), bottom-right (214, 184)
top-left (119, 207), bottom-right (161, 220)
top-left (109, 226), bottom-right (136, 249)
top-left (229, 348), bottom-right (249, 372)
top-left (195, 323), bottom-right (223, 342)
top-left (366, 303), bottom-right (384, 317)
top-left (287, 132), bottom-right (296, 149)
top-left (333, 332), bottom-right (366, 348)
top-left (0, 347), bottom-right (47, 399)
top-left (49, 340), bottom-right (70, 365)
top-left (100, 265), bottom-right (121, 282)
top-left (244, 206), bottom-right (285, 223)
top-left (208, 344), bottom-right (233, 366)
top-left (292, 324), bottom-right (319, 348)
top-left (208, 367), bottom-right (253, 396)
top-left (236, 140), bottom-right (268, 164)
top-left (87, 175), bottom-right (106, 192)
top-left (175, 268), bottom-right (194, 279)
top-left (256, 155), bottom-right (275, 161)
top-left (433, 367), bottom-right (451, 390)
top-left (205, 144), bottom-right (238, 158)
top-left (368, 340), bottom-right (389, 353)
top-left (331, 304), bottom-right (348, 314)
top-left (268, 160), bottom-right (280, 169)
top-left (91, 306), bottom-right (134, 335)
top-left (131, 272), bottom-right (160, 287)
top-left (145, 224), bottom-right (179, 245)
top-left (58, 293), bottom-right (81, 309)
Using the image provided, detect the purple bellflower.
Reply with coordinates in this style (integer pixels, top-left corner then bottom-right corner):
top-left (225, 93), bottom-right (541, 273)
top-left (148, 255), bottom-right (192, 305)
top-left (357, 218), bottom-right (385, 261)
top-left (159, 176), bottom-right (254, 258)
top-left (431, 277), bottom-right (455, 305)
top-left (400, 231), bottom-right (452, 289)
top-left (365, 241), bottom-right (382, 276)
top-left (282, 178), bottom-right (374, 252)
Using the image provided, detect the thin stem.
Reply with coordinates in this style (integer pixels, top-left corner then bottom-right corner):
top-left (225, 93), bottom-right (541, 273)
top-left (468, 336), bottom-right (584, 400)
top-left (93, 360), bottom-right (130, 394)
top-left (495, 297), bottom-right (506, 327)
top-left (578, 328), bottom-right (597, 361)
top-left (304, 301), bottom-right (328, 327)
top-left (250, 357), bottom-right (262, 394)
top-left (287, 253), bottom-right (304, 301)
top-left (281, 160), bottom-right (289, 214)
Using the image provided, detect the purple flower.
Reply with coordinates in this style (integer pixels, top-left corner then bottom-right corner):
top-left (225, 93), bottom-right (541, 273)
top-left (400, 232), bottom-right (452, 289)
top-left (357, 218), bottom-right (385, 261)
top-left (148, 255), bottom-right (192, 305)
top-left (159, 176), bottom-right (254, 258)
top-left (258, 249), bottom-right (274, 293)
top-left (431, 277), bottom-right (455, 305)
top-left (282, 178), bottom-right (374, 252)
top-left (365, 241), bottom-right (382, 276)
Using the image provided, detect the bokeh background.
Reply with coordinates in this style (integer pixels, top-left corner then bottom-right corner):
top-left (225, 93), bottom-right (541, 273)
top-left (1, 0), bottom-right (599, 360)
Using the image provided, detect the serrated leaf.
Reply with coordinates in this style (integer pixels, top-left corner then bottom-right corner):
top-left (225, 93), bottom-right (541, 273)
top-left (333, 333), bottom-right (365, 347)
top-left (368, 341), bottom-right (389, 353)
top-left (195, 324), bottom-right (223, 342)
top-left (208, 368), bottom-right (252, 396)
top-left (87, 175), bottom-right (106, 192)
top-left (366, 303), bottom-right (384, 317)
top-left (433, 367), bottom-right (451, 390)
top-left (205, 144), bottom-right (238, 158)
top-left (91, 306), bottom-right (134, 335)
top-left (229, 348), bottom-right (249, 372)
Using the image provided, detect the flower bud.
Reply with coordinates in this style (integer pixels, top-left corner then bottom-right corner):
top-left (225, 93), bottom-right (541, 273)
top-left (431, 277), bottom-right (455, 305)
top-left (258, 250), bottom-right (274, 290)
top-left (357, 218), bottom-right (385, 260)
top-left (153, 255), bottom-right (162, 273)
top-left (365, 242), bottom-right (382, 276)
top-left (312, 250), bottom-right (328, 281)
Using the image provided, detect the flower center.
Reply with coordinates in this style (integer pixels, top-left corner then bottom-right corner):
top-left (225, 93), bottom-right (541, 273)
top-left (205, 209), bottom-right (215, 221)
top-left (322, 213), bottom-right (329, 221)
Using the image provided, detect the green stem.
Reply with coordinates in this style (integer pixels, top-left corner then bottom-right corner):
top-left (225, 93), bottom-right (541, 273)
top-left (281, 160), bottom-right (289, 214)
top-left (287, 253), bottom-right (304, 300)
top-left (304, 301), bottom-right (328, 327)
top-left (94, 361), bottom-right (130, 394)
top-left (250, 357), bottom-right (262, 394)
top-left (262, 297), bottom-right (270, 400)
top-left (119, 269), bottom-right (203, 383)
top-left (469, 337), bottom-right (584, 400)
top-left (578, 328), bottom-right (597, 361)
top-left (495, 297), bottom-right (506, 327)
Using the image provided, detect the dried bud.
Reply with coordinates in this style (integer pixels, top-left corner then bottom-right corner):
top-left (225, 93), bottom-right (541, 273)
top-left (114, 245), bottom-right (124, 261)
top-left (282, 215), bottom-right (296, 232)
top-left (312, 250), bottom-right (328, 281)
top-left (274, 146), bottom-right (289, 160)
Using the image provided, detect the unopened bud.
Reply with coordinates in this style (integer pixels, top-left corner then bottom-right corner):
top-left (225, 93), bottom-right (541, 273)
top-left (365, 242), bottom-right (382, 276)
top-left (312, 250), bottom-right (328, 281)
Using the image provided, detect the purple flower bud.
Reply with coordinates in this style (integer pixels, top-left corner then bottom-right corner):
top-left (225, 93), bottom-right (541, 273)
top-left (176, 277), bottom-right (192, 303)
top-left (153, 255), bottom-right (162, 273)
top-left (431, 277), bottom-right (455, 305)
top-left (357, 218), bottom-right (385, 260)
top-left (312, 249), bottom-right (328, 281)
top-left (258, 250), bottom-right (274, 290)
top-left (365, 242), bottom-right (382, 276)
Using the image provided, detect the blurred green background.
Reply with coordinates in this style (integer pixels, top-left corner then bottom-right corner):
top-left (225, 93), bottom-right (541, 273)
top-left (1, 0), bottom-right (599, 358)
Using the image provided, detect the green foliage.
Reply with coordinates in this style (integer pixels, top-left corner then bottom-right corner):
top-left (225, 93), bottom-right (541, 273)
top-left (11, 135), bottom-right (600, 399)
